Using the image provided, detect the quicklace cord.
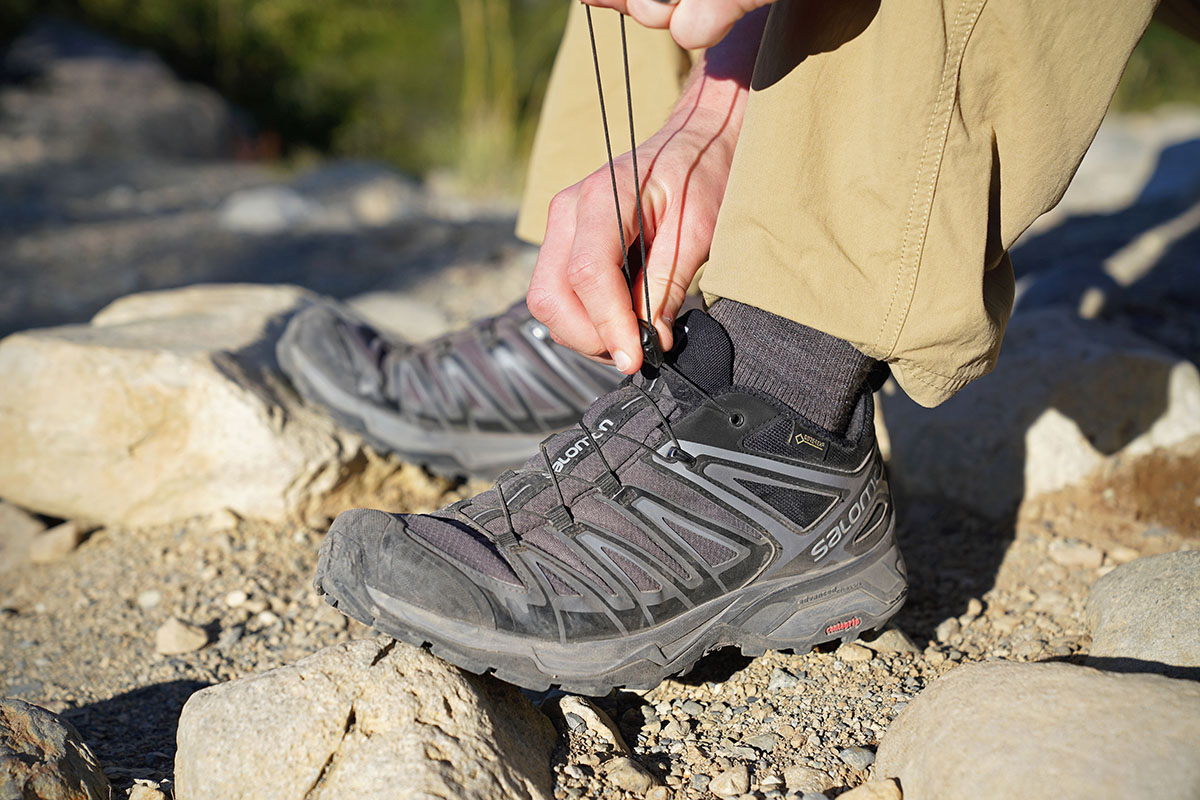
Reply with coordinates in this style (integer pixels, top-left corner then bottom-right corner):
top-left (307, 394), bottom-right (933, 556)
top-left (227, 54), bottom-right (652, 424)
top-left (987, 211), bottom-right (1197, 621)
top-left (584, 7), bottom-right (632, 285)
top-left (619, 16), bottom-right (653, 327)
top-left (586, 8), bottom-right (663, 367)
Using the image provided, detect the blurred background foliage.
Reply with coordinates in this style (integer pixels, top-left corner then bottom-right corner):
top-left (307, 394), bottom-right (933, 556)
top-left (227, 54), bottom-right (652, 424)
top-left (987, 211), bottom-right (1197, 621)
top-left (1, 1), bottom-right (1198, 194)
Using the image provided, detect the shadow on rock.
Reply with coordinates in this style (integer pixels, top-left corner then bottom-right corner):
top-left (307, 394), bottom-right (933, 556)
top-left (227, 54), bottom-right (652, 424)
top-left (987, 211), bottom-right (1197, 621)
top-left (62, 680), bottom-right (209, 786)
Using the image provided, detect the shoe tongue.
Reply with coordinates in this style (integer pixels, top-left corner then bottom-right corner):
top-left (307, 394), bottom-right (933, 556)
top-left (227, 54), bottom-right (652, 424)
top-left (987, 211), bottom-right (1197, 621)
top-left (663, 309), bottom-right (734, 394)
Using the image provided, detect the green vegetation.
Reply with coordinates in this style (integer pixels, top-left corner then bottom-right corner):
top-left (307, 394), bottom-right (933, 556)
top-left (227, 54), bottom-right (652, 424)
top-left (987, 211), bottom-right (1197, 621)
top-left (1, 6), bottom-right (1197, 191)
top-left (1114, 21), bottom-right (1200, 111)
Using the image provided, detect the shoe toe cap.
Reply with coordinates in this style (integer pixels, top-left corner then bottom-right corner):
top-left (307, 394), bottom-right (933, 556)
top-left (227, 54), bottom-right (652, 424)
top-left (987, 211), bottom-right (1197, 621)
top-left (318, 508), bottom-right (497, 631)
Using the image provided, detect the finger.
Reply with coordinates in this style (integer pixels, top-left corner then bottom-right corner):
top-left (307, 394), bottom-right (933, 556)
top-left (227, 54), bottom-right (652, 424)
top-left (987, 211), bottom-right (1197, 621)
top-left (566, 181), bottom-right (644, 373)
top-left (668, 0), bottom-right (751, 48)
top-left (580, 0), bottom-right (631, 12)
top-left (637, 204), bottom-right (712, 352)
top-left (623, 0), bottom-right (677, 29)
top-left (528, 191), bottom-right (609, 359)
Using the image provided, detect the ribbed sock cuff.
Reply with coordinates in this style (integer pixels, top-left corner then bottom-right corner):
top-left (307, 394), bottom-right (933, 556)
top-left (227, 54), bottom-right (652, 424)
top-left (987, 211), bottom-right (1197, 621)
top-left (709, 299), bottom-right (876, 435)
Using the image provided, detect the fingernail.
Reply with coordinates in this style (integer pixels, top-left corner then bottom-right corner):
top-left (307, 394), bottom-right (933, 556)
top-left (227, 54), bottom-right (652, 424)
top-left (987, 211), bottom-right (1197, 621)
top-left (613, 350), bottom-right (633, 372)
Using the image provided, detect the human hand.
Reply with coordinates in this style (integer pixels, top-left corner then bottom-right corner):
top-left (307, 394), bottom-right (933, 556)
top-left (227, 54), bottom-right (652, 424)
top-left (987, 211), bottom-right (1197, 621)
top-left (527, 96), bottom-right (739, 374)
top-left (581, 0), bottom-right (778, 49)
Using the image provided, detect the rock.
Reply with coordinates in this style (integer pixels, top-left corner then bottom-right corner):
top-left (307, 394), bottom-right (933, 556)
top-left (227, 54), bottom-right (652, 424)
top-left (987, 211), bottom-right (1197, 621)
top-left (136, 590), bottom-right (161, 609)
top-left (174, 639), bottom-right (555, 800)
top-left (875, 661), bottom-right (1200, 799)
top-left (783, 765), bottom-right (833, 794)
top-left (836, 643), bottom-right (873, 662)
top-left (128, 782), bottom-right (168, 800)
top-left (291, 162), bottom-right (423, 228)
top-left (745, 732), bottom-right (778, 752)
top-left (865, 629), bottom-right (920, 655)
top-left (839, 746), bottom-right (876, 771)
top-left (0, 284), bottom-right (409, 527)
top-left (768, 667), bottom-right (801, 693)
top-left (345, 291), bottom-right (452, 341)
top-left (0, 501), bottom-right (45, 573)
top-left (934, 617), bottom-right (960, 643)
top-left (0, 19), bottom-right (242, 163)
top-left (28, 520), bottom-right (88, 564)
top-left (602, 756), bottom-right (659, 792)
top-left (217, 186), bottom-right (319, 233)
top-left (556, 696), bottom-right (629, 754)
top-left (1048, 539), bottom-right (1104, 569)
top-left (0, 697), bottom-right (111, 800)
top-left (882, 310), bottom-right (1200, 517)
top-left (644, 786), bottom-right (670, 800)
top-left (1086, 551), bottom-right (1200, 678)
top-left (155, 618), bottom-right (208, 656)
top-left (709, 764), bottom-right (750, 798)
top-left (839, 779), bottom-right (902, 800)
top-left (1107, 545), bottom-right (1141, 564)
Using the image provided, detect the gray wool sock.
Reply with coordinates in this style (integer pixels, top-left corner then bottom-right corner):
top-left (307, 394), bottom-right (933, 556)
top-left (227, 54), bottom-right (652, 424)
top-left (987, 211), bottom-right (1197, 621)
top-left (708, 299), bottom-right (876, 435)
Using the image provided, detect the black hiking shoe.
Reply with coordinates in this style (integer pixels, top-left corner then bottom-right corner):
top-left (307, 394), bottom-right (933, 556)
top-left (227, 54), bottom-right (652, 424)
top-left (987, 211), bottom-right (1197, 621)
top-left (314, 310), bottom-right (907, 695)
top-left (277, 300), bottom-right (622, 478)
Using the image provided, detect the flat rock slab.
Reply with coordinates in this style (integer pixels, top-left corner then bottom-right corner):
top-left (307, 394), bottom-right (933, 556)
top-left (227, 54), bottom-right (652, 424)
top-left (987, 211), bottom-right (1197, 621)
top-left (876, 661), bottom-right (1200, 799)
top-left (1086, 551), bottom-right (1200, 678)
top-left (0, 697), bottom-right (111, 800)
top-left (174, 638), bottom-right (556, 800)
top-left (0, 284), bottom-right (384, 527)
top-left (882, 309), bottom-right (1200, 518)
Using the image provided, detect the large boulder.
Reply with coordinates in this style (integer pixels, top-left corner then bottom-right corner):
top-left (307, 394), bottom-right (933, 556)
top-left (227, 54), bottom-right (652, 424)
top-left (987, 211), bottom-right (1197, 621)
top-left (174, 639), bottom-right (555, 800)
top-left (0, 284), bottom-right (412, 527)
top-left (1, 18), bottom-right (242, 164)
top-left (1086, 551), bottom-right (1200, 679)
top-left (882, 309), bottom-right (1200, 518)
top-left (875, 661), bottom-right (1200, 799)
top-left (0, 697), bottom-right (111, 800)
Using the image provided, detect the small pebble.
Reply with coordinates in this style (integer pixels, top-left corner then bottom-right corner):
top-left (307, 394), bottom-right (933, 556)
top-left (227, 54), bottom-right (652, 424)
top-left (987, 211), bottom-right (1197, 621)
top-left (768, 667), bottom-right (801, 692)
top-left (839, 746), bottom-right (876, 771)
top-left (745, 732), bottom-right (778, 751)
top-left (709, 764), bottom-right (750, 798)
top-left (784, 765), bottom-right (832, 794)
top-left (224, 590), bottom-right (249, 607)
top-left (29, 520), bottom-right (88, 564)
top-left (155, 618), bottom-right (208, 655)
top-left (1048, 539), bottom-right (1103, 569)
top-left (602, 756), bottom-right (658, 793)
top-left (136, 590), bottom-right (161, 609)
top-left (836, 642), bottom-right (873, 662)
top-left (935, 617), bottom-right (961, 642)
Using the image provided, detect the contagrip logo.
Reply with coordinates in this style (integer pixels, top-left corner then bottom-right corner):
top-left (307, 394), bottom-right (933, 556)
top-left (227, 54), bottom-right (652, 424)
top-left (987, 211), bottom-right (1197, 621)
top-left (552, 419), bottom-right (614, 473)
top-left (809, 465), bottom-right (882, 562)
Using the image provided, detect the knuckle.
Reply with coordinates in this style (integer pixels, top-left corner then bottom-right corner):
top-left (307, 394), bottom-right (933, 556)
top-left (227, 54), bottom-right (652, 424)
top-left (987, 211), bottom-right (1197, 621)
top-left (547, 189), bottom-right (575, 220)
top-left (525, 286), bottom-right (560, 326)
top-left (565, 256), bottom-right (606, 287)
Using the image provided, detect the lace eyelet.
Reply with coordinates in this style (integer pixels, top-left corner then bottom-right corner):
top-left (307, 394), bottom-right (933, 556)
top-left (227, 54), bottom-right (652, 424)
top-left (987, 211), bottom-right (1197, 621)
top-left (729, 413), bottom-right (745, 428)
top-left (666, 446), bottom-right (694, 464)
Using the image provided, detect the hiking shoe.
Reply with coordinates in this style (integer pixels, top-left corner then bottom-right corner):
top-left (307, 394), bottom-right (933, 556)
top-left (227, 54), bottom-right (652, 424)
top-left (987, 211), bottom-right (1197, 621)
top-left (277, 299), bottom-right (622, 478)
top-left (314, 310), bottom-right (907, 694)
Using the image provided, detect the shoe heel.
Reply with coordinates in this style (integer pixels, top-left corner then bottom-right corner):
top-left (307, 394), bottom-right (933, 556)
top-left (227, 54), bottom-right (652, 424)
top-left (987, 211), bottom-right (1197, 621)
top-left (738, 529), bottom-right (908, 652)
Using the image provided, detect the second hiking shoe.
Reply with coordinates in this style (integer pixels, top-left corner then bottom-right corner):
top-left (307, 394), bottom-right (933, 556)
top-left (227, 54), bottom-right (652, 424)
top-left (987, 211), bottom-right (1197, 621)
top-left (277, 300), bottom-right (622, 478)
top-left (315, 310), bottom-right (907, 694)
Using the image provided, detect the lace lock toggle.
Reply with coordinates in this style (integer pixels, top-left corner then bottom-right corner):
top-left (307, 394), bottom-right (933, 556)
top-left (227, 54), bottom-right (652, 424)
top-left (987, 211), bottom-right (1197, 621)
top-left (639, 320), bottom-right (664, 370)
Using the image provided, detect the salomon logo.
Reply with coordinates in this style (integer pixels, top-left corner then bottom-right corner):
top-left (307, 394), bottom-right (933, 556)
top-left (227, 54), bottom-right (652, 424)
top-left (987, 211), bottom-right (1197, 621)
top-left (808, 466), bottom-right (882, 562)
top-left (552, 419), bottom-right (614, 473)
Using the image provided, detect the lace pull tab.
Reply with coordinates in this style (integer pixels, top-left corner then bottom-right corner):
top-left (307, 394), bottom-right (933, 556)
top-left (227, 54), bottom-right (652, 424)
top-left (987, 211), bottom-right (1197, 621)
top-left (639, 320), bottom-right (664, 370)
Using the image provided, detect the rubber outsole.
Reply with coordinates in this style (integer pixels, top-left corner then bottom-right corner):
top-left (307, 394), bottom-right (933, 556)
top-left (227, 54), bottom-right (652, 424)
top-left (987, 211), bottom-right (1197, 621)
top-left (314, 530), bottom-right (908, 696)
